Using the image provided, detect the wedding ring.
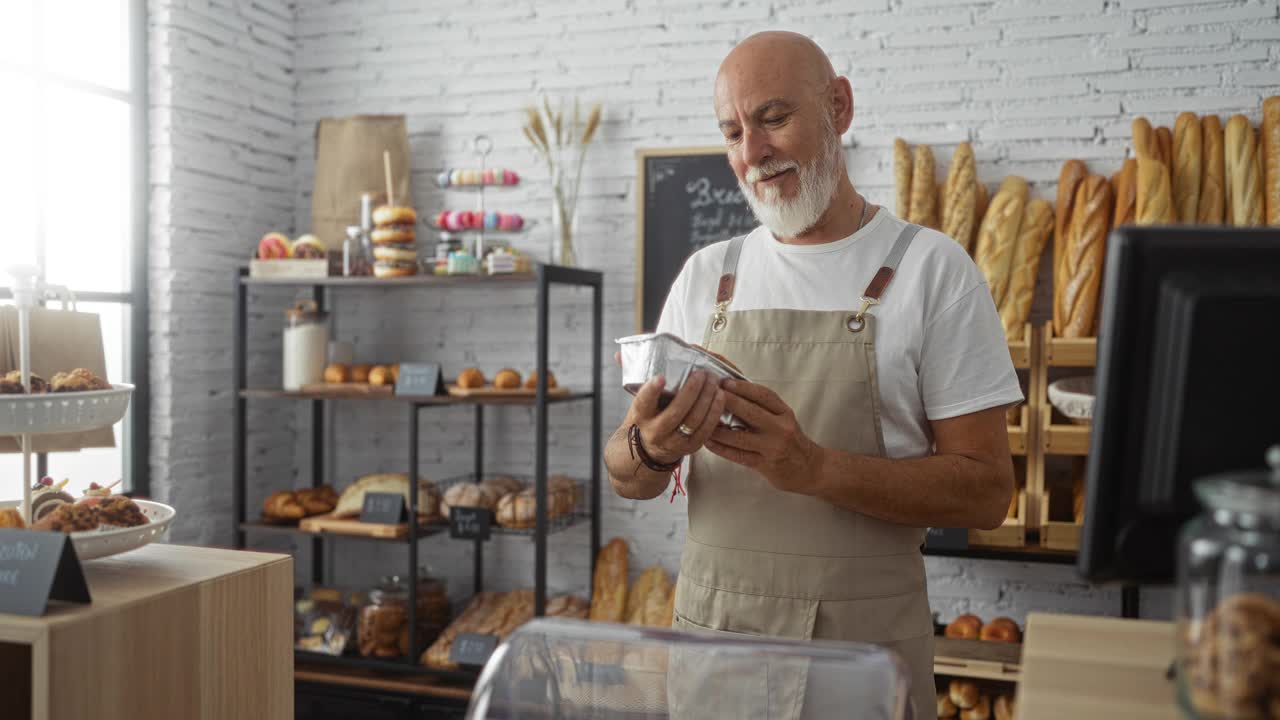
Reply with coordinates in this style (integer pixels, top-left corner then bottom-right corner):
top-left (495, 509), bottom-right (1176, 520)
top-left (677, 424), bottom-right (695, 437)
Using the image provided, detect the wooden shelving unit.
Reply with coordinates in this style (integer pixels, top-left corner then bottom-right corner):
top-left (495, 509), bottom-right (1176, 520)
top-left (1032, 322), bottom-right (1097, 552)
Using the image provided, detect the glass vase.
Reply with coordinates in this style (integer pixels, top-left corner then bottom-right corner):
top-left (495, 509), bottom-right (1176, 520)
top-left (550, 172), bottom-right (577, 267)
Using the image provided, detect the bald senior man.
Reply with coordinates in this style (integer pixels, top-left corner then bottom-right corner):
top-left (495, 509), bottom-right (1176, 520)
top-left (605, 32), bottom-right (1022, 716)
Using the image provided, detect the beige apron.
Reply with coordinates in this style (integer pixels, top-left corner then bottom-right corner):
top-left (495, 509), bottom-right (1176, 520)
top-left (671, 222), bottom-right (935, 719)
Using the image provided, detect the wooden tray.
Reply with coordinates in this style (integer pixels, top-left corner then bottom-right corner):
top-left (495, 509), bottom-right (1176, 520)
top-left (447, 384), bottom-right (570, 398)
top-left (298, 512), bottom-right (438, 539)
top-left (300, 383), bottom-right (394, 396)
top-left (933, 636), bottom-right (1022, 682)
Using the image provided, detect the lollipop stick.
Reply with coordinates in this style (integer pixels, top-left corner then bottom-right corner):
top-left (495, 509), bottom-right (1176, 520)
top-left (383, 150), bottom-right (394, 206)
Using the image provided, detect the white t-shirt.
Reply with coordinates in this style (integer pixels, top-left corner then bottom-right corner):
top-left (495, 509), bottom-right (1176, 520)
top-left (655, 209), bottom-right (1024, 460)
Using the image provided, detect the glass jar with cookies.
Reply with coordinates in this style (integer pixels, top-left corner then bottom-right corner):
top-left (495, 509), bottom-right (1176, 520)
top-left (1175, 447), bottom-right (1280, 720)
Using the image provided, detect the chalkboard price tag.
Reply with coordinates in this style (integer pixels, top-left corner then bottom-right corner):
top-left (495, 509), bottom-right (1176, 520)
top-left (0, 529), bottom-right (91, 616)
top-left (925, 527), bottom-right (969, 551)
top-left (449, 632), bottom-right (498, 666)
top-left (450, 506), bottom-right (491, 541)
top-left (360, 492), bottom-right (407, 524)
top-left (394, 363), bottom-right (444, 397)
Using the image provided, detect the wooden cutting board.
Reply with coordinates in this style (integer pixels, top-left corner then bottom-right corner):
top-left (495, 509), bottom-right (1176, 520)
top-left (300, 383), bottom-right (394, 396)
top-left (298, 512), bottom-right (437, 539)
top-left (446, 384), bottom-right (570, 398)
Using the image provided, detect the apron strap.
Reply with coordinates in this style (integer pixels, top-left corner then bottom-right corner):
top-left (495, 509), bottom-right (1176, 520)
top-left (710, 234), bottom-right (748, 332)
top-left (850, 223), bottom-right (923, 326)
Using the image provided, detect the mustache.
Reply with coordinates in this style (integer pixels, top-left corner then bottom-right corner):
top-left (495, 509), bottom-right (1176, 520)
top-left (745, 159), bottom-right (799, 184)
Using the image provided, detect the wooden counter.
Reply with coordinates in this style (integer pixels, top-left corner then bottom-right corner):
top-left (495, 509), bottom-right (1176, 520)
top-left (0, 543), bottom-right (293, 720)
top-left (1016, 612), bottom-right (1177, 720)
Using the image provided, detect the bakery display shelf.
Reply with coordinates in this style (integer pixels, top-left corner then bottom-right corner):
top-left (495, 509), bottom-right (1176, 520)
top-left (1040, 404), bottom-right (1091, 456)
top-left (241, 388), bottom-right (594, 405)
top-left (1006, 403), bottom-right (1029, 456)
top-left (437, 473), bottom-right (591, 537)
top-left (933, 636), bottom-right (1022, 682)
top-left (295, 650), bottom-right (477, 685)
top-left (968, 488), bottom-right (1026, 548)
top-left (1043, 329), bottom-right (1097, 368)
top-left (1038, 492), bottom-right (1083, 552)
top-left (923, 542), bottom-right (1077, 565)
top-left (240, 272), bottom-right (537, 287)
top-left (239, 520), bottom-right (446, 542)
top-left (1007, 323), bottom-right (1033, 369)
top-left (295, 663), bottom-right (474, 700)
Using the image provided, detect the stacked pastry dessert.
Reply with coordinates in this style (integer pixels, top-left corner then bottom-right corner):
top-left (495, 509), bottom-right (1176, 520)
top-left (371, 205), bottom-right (418, 278)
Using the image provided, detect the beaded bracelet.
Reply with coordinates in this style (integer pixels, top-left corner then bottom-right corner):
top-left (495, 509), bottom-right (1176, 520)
top-left (627, 424), bottom-right (682, 473)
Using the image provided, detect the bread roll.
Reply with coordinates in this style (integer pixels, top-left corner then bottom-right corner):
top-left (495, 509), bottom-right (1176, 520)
top-left (1132, 117), bottom-right (1158, 161)
top-left (894, 138), bottom-right (913, 219)
top-left (1265, 97), bottom-right (1280, 225)
top-left (942, 142), bottom-right (978, 252)
top-left (493, 368), bottom-right (522, 389)
top-left (1136, 156), bottom-right (1175, 226)
top-left (999, 198), bottom-right (1052, 338)
top-left (1053, 160), bottom-right (1088, 336)
top-left (1059, 175), bottom-right (1114, 338)
top-left (589, 537), bottom-right (629, 622)
top-left (938, 693), bottom-right (960, 719)
top-left (980, 617), bottom-right (1022, 643)
top-left (1198, 115), bottom-right (1226, 224)
top-left (973, 176), bottom-right (1028, 308)
top-left (908, 144), bottom-right (939, 229)
top-left (263, 490), bottom-right (305, 520)
top-left (1155, 125), bottom-right (1173, 169)
top-left (1112, 158), bottom-right (1137, 227)
top-left (994, 695), bottom-right (1015, 720)
top-left (1172, 113), bottom-right (1202, 224)
top-left (457, 367), bottom-right (485, 389)
top-left (945, 613), bottom-right (983, 640)
top-left (1225, 114), bottom-right (1265, 227)
top-left (960, 695), bottom-right (991, 720)
top-left (949, 679), bottom-right (981, 710)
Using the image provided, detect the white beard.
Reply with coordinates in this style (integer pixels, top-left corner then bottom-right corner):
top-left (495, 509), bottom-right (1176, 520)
top-left (739, 132), bottom-right (843, 239)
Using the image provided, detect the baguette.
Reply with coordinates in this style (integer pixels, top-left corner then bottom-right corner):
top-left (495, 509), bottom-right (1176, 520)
top-left (1112, 158), bottom-right (1137, 227)
top-left (973, 176), bottom-right (1029, 308)
top-left (1263, 96), bottom-right (1280, 225)
top-left (1172, 112), bottom-right (1202, 224)
top-left (999, 198), bottom-right (1053, 338)
top-left (972, 181), bottom-right (989, 252)
top-left (1155, 126), bottom-right (1173, 170)
top-left (938, 181), bottom-right (947, 226)
top-left (1053, 160), bottom-right (1088, 336)
top-left (942, 142), bottom-right (978, 252)
top-left (908, 144), bottom-right (939, 229)
top-left (625, 565), bottom-right (667, 624)
top-left (1132, 117), bottom-right (1158, 161)
top-left (589, 537), bottom-right (629, 622)
top-left (894, 138), bottom-right (913, 219)
top-left (1059, 175), bottom-right (1114, 338)
top-left (1225, 114), bottom-right (1264, 227)
top-left (1136, 156), bottom-right (1175, 226)
top-left (1198, 115), bottom-right (1226, 224)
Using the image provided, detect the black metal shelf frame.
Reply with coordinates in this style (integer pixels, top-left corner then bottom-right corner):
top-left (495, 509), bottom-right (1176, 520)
top-left (233, 263), bottom-right (604, 670)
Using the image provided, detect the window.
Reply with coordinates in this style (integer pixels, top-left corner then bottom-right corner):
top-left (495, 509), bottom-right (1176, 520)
top-left (0, 0), bottom-right (147, 502)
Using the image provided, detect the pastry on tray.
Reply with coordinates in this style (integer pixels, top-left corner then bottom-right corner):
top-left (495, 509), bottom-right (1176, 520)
top-left (0, 508), bottom-right (25, 529)
top-left (32, 503), bottom-right (101, 533)
top-left (1, 370), bottom-right (49, 394)
top-left (97, 496), bottom-right (149, 528)
top-left (77, 480), bottom-right (123, 507)
top-left (30, 477), bottom-right (75, 523)
top-left (50, 368), bottom-right (111, 392)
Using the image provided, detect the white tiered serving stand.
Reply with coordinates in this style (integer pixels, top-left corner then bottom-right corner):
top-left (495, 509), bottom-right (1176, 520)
top-left (3, 266), bottom-right (173, 559)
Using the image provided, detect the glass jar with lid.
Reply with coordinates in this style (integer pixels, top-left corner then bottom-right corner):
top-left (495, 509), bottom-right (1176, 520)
top-left (282, 300), bottom-right (329, 391)
top-left (357, 573), bottom-right (453, 659)
top-left (1175, 446), bottom-right (1280, 719)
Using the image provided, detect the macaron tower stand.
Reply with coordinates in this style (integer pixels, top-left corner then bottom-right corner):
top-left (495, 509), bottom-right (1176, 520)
top-left (3, 266), bottom-right (174, 559)
top-left (429, 134), bottom-right (529, 274)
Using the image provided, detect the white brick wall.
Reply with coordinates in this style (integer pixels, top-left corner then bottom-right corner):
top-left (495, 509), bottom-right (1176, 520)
top-left (152, 0), bottom-right (1279, 622)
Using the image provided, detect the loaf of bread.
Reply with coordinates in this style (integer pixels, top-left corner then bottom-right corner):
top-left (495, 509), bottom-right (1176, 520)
top-left (1132, 117), bottom-right (1158, 161)
top-left (495, 490), bottom-right (535, 529)
top-left (625, 566), bottom-right (673, 627)
top-left (1136, 156), bottom-right (1175, 226)
top-left (942, 142), bottom-right (978, 252)
top-left (908, 144), bottom-right (938, 229)
top-left (589, 537), bottom-right (629, 622)
top-left (263, 490), bottom-right (306, 520)
top-left (1198, 115), bottom-right (1227, 224)
top-left (949, 679), bottom-right (981, 710)
top-left (1225, 114), bottom-right (1265, 227)
top-left (1059, 175), bottom-right (1114, 338)
top-left (894, 138), bottom-right (913, 219)
top-left (546, 594), bottom-right (590, 620)
top-left (1112, 158), bottom-right (1137, 227)
top-left (1053, 160), bottom-right (1088, 336)
top-left (999, 198), bottom-right (1052, 338)
top-left (973, 176), bottom-right (1028, 308)
top-left (441, 481), bottom-right (500, 514)
top-left (945, 613), bottom-right (983, 640)
top-left (972, 181), bottom-right (990, 252)
top-left (335, 473), bottom-right (440, 518)
top-left (1173, 112), bottom-right (1203, 224)
top-left (1262, 97), bottom-right (1280, 225)
top-left (420, 591), bottom-right (504, 669)
top-left (1155, 125), bottom-right (1173, 169)
top-left (980, 617), bottom-right (1022, 643)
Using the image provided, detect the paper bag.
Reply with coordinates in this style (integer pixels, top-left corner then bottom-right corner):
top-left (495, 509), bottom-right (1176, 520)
top-left (0, 305), bottom-right (115, 452)
top-left (311, 114), bottom-right (413, 249)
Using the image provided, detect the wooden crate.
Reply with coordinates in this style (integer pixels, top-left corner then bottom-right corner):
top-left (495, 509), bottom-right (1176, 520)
top-left (1039, 404), bottom-right (1091, 456)
top-left (969, 485), bottom-right (1027, 548)
top-left (1007, 323), bottom-right (1034, 369)
top-left (1039, 492), bottom-right (1083, 551)
top-left (249, 258), bottom-right (329, 278)
top-left (933, 636), bottom-right (1021, 682)
top-left (1033, 322), bottom-right (1096, 548)
top-left (1007, 403), bottom-right (1030, 456)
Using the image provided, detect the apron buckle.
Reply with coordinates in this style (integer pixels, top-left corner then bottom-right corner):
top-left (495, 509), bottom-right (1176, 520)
top-left (847, 297), bottom-right (878, 333)
top-left (711, 301), bottom-right (729, 333)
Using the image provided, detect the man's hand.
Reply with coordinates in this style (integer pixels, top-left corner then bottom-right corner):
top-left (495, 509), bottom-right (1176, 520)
top-left (629, 371), bottom-right (727, 464)
top-left (705, 379), bottom-right (824, 494)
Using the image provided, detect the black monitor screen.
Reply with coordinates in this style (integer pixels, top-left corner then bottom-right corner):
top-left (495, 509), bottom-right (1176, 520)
top-left (1078, 226), bottom-right (1280, 585)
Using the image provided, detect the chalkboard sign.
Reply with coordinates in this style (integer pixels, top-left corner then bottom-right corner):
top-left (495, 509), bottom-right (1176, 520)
top-left (394, 362), bottom-right (443, 397)
top-left (0, 529), bottom-right (91, 616)
top-left (360, 492), bottom-right (407, 524)
top-left (925, 527), bottom-right (969, 551)
top-left (636, 147), bottom-right (758, 332)
top-left (449, 506), bottom-right (491, 541)
top-left (450, 632), bottom-right (499, 666)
